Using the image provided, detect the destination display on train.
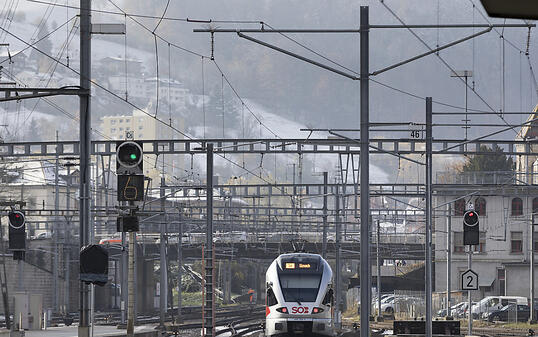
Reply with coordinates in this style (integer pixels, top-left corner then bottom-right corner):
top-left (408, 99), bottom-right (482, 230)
top-left (284, 262), bottom-right (316, 269)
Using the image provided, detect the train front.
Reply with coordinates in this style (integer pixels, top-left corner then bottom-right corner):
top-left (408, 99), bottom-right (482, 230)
top-left (265, 253), bottom-right (334, 337)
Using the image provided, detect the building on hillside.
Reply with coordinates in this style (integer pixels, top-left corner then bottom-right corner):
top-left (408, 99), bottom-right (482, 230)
top-left (15, 70), bottom-right (60, 88)
top-left (108, 75), bottom-right (146, 100)
top-left (100, 109), bottom-right (185, 181)
top-left (99, 56), bottom-right (143, 76)
top-left (144, 77), bottom-right (188, 110)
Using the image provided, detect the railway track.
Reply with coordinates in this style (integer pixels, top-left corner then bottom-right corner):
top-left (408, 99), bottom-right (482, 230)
top-left (474, 326), bottom-right (531, 337)
top-left (166, 306), bottom-right (265, 334)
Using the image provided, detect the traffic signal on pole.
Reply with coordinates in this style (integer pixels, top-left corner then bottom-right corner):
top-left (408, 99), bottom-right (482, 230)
top-left (116, 215), bottom-right (139, 232)
top-left (116, 140), bottom-right (143, 232)
top-left (80, 244), bottom-right (108, 286)
top-left (8, 210), bottom-right (26, 254)
top-left (463, 210), bottom-right (479, 245)
top-left (116, 141), bottom-right (143, 175)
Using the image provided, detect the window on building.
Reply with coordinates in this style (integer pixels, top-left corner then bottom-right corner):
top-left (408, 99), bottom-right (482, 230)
top-left (534, 230), bottom-right (538, 252)
top-left (511, 231), bottom-right (523, 253)
top-left (455, 198), bottom-right (466, 216)
top-left (119, 127), bottom-right (123, 131)
top-left (497, 269), bottom-right (505, 296)
top-left (119, 119), bottom-right (123, 123)
top-left (111, 128), bottom-right (116, 133)
top-left (453, 232), bottom-right (465, 253)
top-left (111, 119), bottom-right (116, 125)
top-left (533, 197), bottom-right (538, 214)
top-left (475, 197), bottom-right (486, 216)
top-left (511, 197), bottom-right (523, 216)
top-left (126, 119), bottom-right (130, 123)
top-left (139, 126), bottom-right (143, 130)
top-left (126, 127), bottom-right (130, 131)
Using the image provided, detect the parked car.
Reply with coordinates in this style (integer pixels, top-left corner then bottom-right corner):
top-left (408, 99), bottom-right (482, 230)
top-left (485, 304), bottom-right (530, 322)
top-left (31, 231), bottom-right (52, 240)
top-left (471, 296), bottom-right (527, 319)
top-left (459, 301), bottom-right (477, 318)
top-left (437, 302), bottom-right (466, 317)
top-left (373, 295), bottom-right (396, 314)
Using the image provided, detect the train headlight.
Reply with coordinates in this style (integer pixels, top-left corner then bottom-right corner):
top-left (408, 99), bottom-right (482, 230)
top-left (276, 307), bottom-right (288, 314)
top-left (312, 307), bottom-right (324, 314)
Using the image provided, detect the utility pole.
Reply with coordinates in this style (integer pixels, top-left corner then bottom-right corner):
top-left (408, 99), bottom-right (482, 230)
top-left (159, 176), bottom-right (167, 331)
top-left (446, 203), bottom-right (452, 318)
top-left (359, 6), bottom-right (371, 337)
top-left (177, 208), bottom-right (183, 323)
top-left (292, 163), bottom-right (296, 234)
top-left (65, 165), bottom-right (71, 314)
top-left (425, 97), bottom-right (433, 337)
top-left (450, 71), bottom-right (473, 143)
top-left (78, 0), bottom-right (92, 335)
top-left (376, 219), bottom-right (382, 321)
top-left (334, 185), bottom-right (341, 329)
top-left (467, 245), bottom-right (473, 336)
top-left (204, 143), bottom-right (214, 337)
top-left (0, 216), bottom-right (10, 330)
top-left (322, 172), bottom-right (328, 259)
top-left (53, 131), bottom-right (59, 314)
top-left (121, 232), bottom-right (127, 325)
top-left (531, 214), bottom-right (536, 323)
top-left (126, 232), bottom-right (135, 337)
top-left (298, 155), bottom-right (303, 232)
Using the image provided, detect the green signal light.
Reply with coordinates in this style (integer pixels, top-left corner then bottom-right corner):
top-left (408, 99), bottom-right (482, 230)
top-left (130, 154), bottom-right (137, 160)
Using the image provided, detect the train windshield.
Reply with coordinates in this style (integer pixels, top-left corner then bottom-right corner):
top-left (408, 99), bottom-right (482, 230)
top-left (279, 274), bottom-right (322, 302)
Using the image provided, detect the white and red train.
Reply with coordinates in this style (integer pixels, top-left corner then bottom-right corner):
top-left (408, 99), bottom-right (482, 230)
top-left (265, 253), bottom-right (334, 336)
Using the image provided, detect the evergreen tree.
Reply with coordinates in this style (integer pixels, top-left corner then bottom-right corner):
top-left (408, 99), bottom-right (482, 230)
top-left (461, 144), bottom-right (514, 172)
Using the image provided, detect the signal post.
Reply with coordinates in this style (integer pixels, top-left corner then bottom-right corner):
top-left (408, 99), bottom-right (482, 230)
top-left (115, 138), bottom-right (144, 337)
top-left (462, 209), bottom-right (479, 336)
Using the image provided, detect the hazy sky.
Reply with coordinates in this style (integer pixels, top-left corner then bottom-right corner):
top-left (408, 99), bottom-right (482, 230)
top-left (5, 0), bottom-right (538, 182)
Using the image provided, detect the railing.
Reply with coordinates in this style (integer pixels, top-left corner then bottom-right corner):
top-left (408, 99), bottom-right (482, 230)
top-left (436, 171), bottom-right (521, 185)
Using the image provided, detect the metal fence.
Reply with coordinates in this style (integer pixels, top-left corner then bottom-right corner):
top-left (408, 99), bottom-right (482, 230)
top-left (436, 171), bottom-right (517, 185)
top-left (394, 291), bottom-right (425, 320)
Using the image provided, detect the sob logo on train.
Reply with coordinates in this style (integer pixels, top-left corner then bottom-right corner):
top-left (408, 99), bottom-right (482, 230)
top-left (291, 306), bottom-right (309, 314)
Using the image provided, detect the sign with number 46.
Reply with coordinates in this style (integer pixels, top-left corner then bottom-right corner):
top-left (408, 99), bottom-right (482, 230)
top-left (461, 269), bottom-right (478, 290)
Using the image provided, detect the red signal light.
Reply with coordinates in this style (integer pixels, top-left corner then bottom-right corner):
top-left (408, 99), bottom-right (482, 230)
top-left (468, 212), bottom-right (474, 217)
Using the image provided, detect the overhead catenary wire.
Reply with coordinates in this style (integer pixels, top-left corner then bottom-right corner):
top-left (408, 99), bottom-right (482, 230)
top-left (152, 0), bottom-right (170, 34)
top-left (212, 59), bottom-right (280, 138)
top-left (21, 16), bottom-right (80, 127)
top-left (153, 34), bottom-right (159, 117)
top-left (27, 0), bottom-right (263, 24)
top-left (0, 66), bottom-right (177, 177)
top-left (0, 20), bottom-right (296, 198)
top-left (249, 22), bottom-right (526, 115)
top-left (0, 15), bottom-right (77, 67)
top-left (379, 0), bottom-right (516, 133)
top-left (105, 0), bottom-right (281, 142)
